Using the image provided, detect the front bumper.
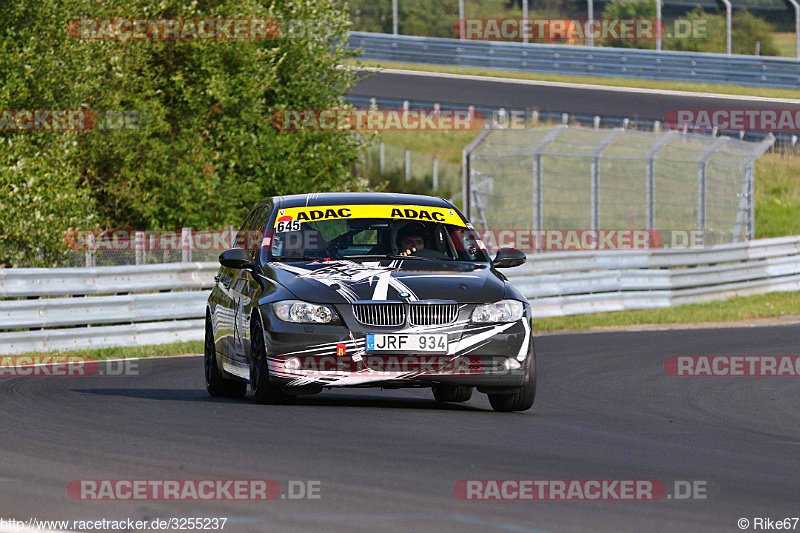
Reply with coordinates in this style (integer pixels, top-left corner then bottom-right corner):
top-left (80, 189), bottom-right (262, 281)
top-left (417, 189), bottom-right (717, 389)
top-left (260, 303), bottom-right (533, 390)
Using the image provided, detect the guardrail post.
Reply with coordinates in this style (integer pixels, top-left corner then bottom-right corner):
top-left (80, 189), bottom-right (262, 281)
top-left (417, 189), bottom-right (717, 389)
top-left (735, 133), bottom-right (776, 241)
top-left (721, 0), bottom-right (732, 55)
top-left (645, 131), bottom-right (677, 231)
top-left (458, 0), bottom-right (464, 39)
top-left (433, 157), bottom-right (439, 190)
top-left (591, 128), bottom-right (624, 231)
top-left (461, 128), bottom-right (492, 219)
top-left (181, 227), bottom-right (192, 263)
top-left (522, 0), bottom-right (529, 43)
top-left (698, 137), bottom-right (728, 245)
top-left (379, 141), bottom-right (385, 176)
top-left (656, 0), bottom-right (662, 51)
top-left (404, 149), bottom-right (411, 181)
top-left (531, 125), bottom-right (568, 247)
top-left (746, 163), bottom-right (756, 240)
top-left (135, 231), bottom-right (145, 265)
top-left (85, 233), bottom-right (95, 268)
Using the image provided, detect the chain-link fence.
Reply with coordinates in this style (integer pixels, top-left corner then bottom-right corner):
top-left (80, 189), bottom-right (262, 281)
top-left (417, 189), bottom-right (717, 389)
top-left (464, 125), bottom-right (775, 250)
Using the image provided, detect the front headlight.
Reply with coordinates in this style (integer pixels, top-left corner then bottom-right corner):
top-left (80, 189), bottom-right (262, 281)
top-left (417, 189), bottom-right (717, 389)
top-left (470, 299), bottom-right (524, 324)
top-left (272, 300), bottom-right (340, 324)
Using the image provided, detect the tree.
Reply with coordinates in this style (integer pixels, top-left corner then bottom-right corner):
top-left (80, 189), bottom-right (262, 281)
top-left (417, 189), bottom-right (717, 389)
top-left (602, 0), bottom-right (657, 49)
top-left (0, 0), bottom-right (365, 267)
top-left (668, 8), bottom-right (778, 56)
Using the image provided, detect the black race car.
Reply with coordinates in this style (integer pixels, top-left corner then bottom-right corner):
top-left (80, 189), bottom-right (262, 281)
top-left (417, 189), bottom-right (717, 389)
top-left (205, 192), bottom-right (536, 412)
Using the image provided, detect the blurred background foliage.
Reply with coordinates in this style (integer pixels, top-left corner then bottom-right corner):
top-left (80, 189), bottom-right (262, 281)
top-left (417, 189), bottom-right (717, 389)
top-left (0, 0), bottom-right (364, 267)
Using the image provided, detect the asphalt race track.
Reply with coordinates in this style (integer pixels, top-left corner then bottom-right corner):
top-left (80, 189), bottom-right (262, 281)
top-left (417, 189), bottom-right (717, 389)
top-left (1, 324), bottom-right (799, 532)
top-left (349, 69), bottom-right (800, 121)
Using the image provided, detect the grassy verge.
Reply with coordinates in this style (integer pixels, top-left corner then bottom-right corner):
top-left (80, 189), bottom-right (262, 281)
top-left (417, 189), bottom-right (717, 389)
top-left (532, 290), bottom-right (800, 333)
top-left (346, 58), bottom-right (800, 100)
top-left (754, 152), bottom-right (800, 238)
top-left (5, 341), bottom-right (203, 360)
top-left (773, 32), bottom-right (798, 59)
top-left (377, 130), bottom-right (475, 166)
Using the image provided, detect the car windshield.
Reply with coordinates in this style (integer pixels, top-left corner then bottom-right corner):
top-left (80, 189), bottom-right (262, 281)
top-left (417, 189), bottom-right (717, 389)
top-left (265, 205), bottom-right (491, 263)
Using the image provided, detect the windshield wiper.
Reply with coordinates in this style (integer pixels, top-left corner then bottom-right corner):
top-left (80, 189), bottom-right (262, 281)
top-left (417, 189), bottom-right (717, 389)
top-left (273, 256), bottom-right (322, 261)
top-left (344, 254), bottom-right (433, 261)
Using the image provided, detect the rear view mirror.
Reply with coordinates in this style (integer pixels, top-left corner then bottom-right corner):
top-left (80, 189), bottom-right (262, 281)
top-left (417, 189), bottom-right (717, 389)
top-left (219, 248), bottom-right (254, 270)
top-left (493, 248), bottom-right (526, 268)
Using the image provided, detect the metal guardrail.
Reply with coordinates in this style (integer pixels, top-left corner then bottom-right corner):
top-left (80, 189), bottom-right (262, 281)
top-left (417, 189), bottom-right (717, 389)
top-left (1, 319), bottom-right (204, 355)
top-left (346, 95), bottom-right (800, 150)
top-left (0, 263), bottom-right (216, 355)
top-left (0, 262), bottom-right (217, 297)
top-left (2, 236), bottom-right (800, 353)
top-left (506, 236), bottom-right (800, 317)
top-left (347, 32), bottom-right (800, 89)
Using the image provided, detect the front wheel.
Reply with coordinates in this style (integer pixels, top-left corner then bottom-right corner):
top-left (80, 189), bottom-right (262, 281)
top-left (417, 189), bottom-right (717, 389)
top-left (205, 314), bottom-right (247, 398)
top-left (487, 377), bottom-right (536, 412)
top-left (250, 314), bottom-right (293, 405)
top-left (488, 351), bottom-right (537, 412)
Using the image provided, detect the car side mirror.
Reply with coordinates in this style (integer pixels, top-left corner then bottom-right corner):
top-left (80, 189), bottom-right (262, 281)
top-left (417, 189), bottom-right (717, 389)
top-left (493, 247), bottom-right (526, 268)
top-left (219, 248), bottom-right (255, 270)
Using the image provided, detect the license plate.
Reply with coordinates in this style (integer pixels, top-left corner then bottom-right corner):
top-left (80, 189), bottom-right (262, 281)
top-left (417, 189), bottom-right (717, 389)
top-left (366, 333), bottom-right (448, 353)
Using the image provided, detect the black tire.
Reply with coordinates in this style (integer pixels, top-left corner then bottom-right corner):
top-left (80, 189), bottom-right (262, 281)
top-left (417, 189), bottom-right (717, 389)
top-left (487, 377), bottom-right (536, 412)
top-left (488, 352), bottom-right (537, 412)
top-left (250, 313), bottom-right (293, 405)
top-left (432, 384), bottom-right (473, 403)
top-left (205, 314), bottom-right (247, 398)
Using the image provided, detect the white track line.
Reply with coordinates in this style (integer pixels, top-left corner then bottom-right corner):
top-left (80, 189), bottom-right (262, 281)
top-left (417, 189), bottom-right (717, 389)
top-left (349, 66), bottom-right (800, 105)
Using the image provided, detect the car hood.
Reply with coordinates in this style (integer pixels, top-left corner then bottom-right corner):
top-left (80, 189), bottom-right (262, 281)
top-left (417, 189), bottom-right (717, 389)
top-left (264, 259), bottom-right (505, 304)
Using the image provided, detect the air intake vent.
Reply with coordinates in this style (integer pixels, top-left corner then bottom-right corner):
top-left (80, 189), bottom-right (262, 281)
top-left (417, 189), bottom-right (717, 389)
top-left (409, 302), bottom-right (458, 326)
top-left (352, 302), bottom-right (405, 327)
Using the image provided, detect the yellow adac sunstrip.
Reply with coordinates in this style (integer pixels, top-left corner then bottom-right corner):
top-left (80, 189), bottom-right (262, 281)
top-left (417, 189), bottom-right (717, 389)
top-left (274, 204), bottom-right (467, 228)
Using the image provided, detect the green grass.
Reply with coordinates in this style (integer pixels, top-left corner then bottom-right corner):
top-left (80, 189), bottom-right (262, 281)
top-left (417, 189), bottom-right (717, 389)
top-left (772, 32), bottom-right (798, 58)
top-left (346, 58), bottom-right (800, 100)
top-left (377, 130), bottom-right (476, 166)
top-left (755, 152), bottom-right (800, 239)
top-left (532, 290), bottom-right (800, 333)
top-left (5, 341), bottom-right (203, 360)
